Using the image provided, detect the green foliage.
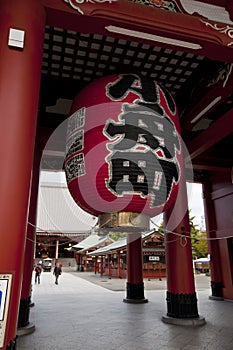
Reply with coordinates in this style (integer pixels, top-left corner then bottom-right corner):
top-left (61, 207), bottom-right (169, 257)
top-left (108, 231), bottom-right (126, 241)
top-left (157, 221), bottom-right (164, 235)
top-left (189, 212), bottom-right (208, 258)
top-left (191, 231), bottom-right (208, 258)
top-left (156, 210), bottom-right (208, 259)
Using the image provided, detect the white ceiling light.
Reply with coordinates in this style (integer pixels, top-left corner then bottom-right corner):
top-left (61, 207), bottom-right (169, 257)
top-left (190, 96), bottom-right (221, 124)
top-left (105, 25), bottom-right (202, 50)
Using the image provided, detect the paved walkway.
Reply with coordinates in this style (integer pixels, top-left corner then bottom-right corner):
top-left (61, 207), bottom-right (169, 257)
top-left (17, 271), bottom-right (233, 350)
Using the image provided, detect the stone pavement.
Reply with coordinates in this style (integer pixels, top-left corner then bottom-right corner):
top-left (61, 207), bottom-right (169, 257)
top-left (17, 271), bottom-right (233, 350)
top-left (69, 271), bottom-right (210, 292)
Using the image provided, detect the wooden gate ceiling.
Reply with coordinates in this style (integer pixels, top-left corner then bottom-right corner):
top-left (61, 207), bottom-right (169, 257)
top-left (39, 0), bottom-right (233, 180)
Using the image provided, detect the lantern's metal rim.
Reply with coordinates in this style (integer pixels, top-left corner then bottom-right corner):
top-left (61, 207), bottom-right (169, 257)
top-left (101, 226), bottom-right (148, 233)
top-left (99, 212), bottom-right (150, 231)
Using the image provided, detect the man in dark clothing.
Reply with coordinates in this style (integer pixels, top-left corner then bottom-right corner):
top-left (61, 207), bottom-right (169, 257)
top-left (35, 263), bottom-right (42, 284)
top-left (54, 263), bottom-right (62, 284)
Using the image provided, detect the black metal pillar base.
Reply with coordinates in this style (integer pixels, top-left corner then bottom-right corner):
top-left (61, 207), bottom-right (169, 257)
top-left (209, 281), bottom-right (223, 300)
top-left (17, 296), bottom-right (31, 328)
top-left (162, 291), bottom-right (205, 326)
top-left (123, 282), bottom-right (148, 304)
top-left (6, 337), bottom-right (17, 350)
top-left (17, 296), bottom-right (36, 336)
top-left (166, 291), bottom-right (199, 318)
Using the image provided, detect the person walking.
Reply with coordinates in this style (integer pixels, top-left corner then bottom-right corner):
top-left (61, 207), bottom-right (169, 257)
top-left (54, 263), bottom-right (62, 285)
top-left (35, 263), bottom-right (42, 284)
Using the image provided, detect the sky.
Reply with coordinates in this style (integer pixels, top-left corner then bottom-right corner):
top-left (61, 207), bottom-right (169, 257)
top-left (40, 171), bottom-right (205, 231)
top-left (186, 182), bottom-right (205, 229)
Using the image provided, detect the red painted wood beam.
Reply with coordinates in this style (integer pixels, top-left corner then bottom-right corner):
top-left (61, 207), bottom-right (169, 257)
top-left (42, 0), bottom-right (233, 61)
top-left (187, 108), bottom-right (233, 159)
top-left (226, 0), bottom-right (233, 21)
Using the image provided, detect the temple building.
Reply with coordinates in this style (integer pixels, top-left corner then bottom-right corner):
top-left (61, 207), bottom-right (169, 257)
top-left (35, 180), bottom-right (98, 260)
top-left (84, 230), bottom-right (166, 279)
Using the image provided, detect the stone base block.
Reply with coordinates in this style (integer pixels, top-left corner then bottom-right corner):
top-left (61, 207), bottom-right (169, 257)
top-left (162, 315), bottom-right (206, 326)
top-left (17, 323), bottom-right (35, 337)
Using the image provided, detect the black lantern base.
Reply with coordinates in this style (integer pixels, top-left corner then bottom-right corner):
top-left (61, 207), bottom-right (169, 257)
top-left (209, 281), bottom-right (223, 300)
top-left (123, 282), bottom-right (148, 303)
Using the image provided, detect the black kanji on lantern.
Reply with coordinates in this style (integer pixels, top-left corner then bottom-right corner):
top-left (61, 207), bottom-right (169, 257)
top-left (106, 73), bottom-right (176, 115)
top-left (105, 104), bottom-right (179, 159)
top-left (104, 74), bottom-right (181, 208)
top-left (106, 151), bottom-right (179, 207)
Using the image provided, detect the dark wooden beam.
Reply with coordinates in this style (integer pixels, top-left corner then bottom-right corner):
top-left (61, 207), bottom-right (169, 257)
top-left (181, 63), bottom-right (233, 132)
top-left (187, 107), bottom-right (233, 159)
top-left (192, 162), bottom-right (231, 172)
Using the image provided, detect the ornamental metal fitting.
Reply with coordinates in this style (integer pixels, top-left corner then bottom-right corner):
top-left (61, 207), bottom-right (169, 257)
top-left (99, 212), bottom-right (150, 232)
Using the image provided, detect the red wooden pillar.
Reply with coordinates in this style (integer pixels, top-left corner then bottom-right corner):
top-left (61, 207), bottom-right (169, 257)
top-left (202, 181), bottom-right (223, 299)
top-left (100, 256), bottom-right (103, 277)
top-left (94, 257), bottom-right (97, 274)
top-left (17, 141), bottom-right (43, 334)
top-left (75, 253), bottom-right (81, 270)
top-left (84, 255), bottom-right (87, 271)
top-left (162, 180), bottom-right (205, 325)
top-left (0, 1), bottom-right (45, 348)
top-left (74, 252), bottom-right (78, 268)
top-left (108, 254), bottom-right (112, 279)
top-left (117, 251), bottom-right (121, 279)
top-left (123, 232), bottom-right (148, 303)
top-left (79, 254), bottom-right (83, 271)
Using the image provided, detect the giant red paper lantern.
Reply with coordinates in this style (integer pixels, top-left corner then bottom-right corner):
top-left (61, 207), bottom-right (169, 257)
top-left (64, 74), bottom-right (183, 218)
